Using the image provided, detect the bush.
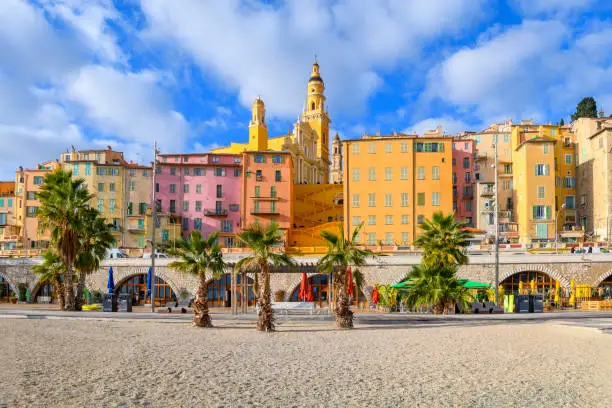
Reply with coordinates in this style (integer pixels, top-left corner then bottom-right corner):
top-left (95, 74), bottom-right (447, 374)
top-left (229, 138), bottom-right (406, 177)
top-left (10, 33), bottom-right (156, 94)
top-left (18, 283), bottom-right (28, 302)
top-left (274, 290), bottom-right (286, 302)
top-left (90, 290), bottom-right (104, 304)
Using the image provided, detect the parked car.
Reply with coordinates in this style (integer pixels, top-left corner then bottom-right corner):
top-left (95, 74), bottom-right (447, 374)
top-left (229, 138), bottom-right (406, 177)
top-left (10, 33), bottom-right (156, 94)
top-left (105, 248), bottom-right (129, 259)
top-left (142, 252), bottom-right (168, 259)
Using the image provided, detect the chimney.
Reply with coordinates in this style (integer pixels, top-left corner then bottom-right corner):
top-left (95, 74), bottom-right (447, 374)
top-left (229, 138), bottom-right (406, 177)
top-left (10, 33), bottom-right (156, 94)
top-left (436, 125), bottom-right (443, 134)
top-left (107, 145), bottom-right (112, 150)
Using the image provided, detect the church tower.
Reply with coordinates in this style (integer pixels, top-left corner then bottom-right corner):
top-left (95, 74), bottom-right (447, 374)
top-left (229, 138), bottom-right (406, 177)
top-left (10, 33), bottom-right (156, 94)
top-left (302, 59), bottom-right (331, 179)
top-left (248, 96), bottom-right (268, 151)
top-left (330, 133), bottom-right (343, 184)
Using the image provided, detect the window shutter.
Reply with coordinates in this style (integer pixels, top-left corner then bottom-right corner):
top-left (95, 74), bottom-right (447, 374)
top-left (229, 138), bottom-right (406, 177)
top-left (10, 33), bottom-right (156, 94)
top-left (532, 206), bottom-right (537, 219)
top-left (546, 206), bottom-right (552, 220)
top-left (545, 164), bottom-right (550, 175)
top-left (534, 164), bottom-right (538, 175)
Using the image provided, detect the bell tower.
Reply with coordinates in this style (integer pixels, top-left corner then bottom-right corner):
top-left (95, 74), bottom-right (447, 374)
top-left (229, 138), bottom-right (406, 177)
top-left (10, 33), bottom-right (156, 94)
top-left (248, 96), bottom-right (268, 151)
top-left (302, 59), bottom-right (331, 179)
top-left (330, 133), bottom-right (343, 184)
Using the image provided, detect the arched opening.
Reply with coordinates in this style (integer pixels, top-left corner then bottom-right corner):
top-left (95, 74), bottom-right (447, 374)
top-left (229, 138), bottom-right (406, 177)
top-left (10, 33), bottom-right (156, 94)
top-left (597, 273), bottom-right (612, 299)
top-left (289, 274), bottom-right (367, 309)
top-left (30, 280), bottom-right (55, 304)
top-left (115, 274), bottom-right (176, 307)
top-left (207, 274), bottom-right (255, 308)
top-left (0, 276), bottom-right (14, 302)
top-left (311, 102), bottom-right (315, 111)
top-left (500, 271), bottom-right (558, 298)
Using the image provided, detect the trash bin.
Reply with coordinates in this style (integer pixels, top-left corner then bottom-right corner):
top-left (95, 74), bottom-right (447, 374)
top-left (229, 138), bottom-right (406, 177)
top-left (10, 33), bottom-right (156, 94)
top-left (515, 294), bottom-right (530, 313)
top-left (224, 289), bottom-right (231, 308)
top-left (118, 293), bottom-right (133, 312)
top-left (530, 294), bottom-right (544, 313)
top-left (103, 293), bottom-right (117, 312)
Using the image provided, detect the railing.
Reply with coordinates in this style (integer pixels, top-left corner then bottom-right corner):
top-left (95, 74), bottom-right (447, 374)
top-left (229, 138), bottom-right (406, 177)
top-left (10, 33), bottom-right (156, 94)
top-left (0, 249), bottom-right (44, 257)
top-left (0, 235), bottom-right (19, 242)
top-left (204, 209), bottom-right (228, 217)
top-left (250, 210), bottom-right (280, 215)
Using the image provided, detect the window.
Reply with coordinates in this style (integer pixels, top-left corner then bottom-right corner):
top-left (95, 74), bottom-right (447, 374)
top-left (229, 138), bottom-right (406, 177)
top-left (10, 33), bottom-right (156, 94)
top-left (452, 173), bottom-right (457, 185)
top-left (401, 215), bottom-right (409, 224)
top-left (429, 192), bottom-right (439, 206)
top-left (254, 186), bottom-right (260, 197)
top-left (417, 193), bottom-right (425, 206)
top-left (137, 235), bottom-right (145, 247)
top-left (504, 164), bottom-right (512, 174)
top-left (385, 143), bottom-right (392, 154)
top-left (72, 163), bottom-right (79, 176)
top-left (432, 166), bottom-right (440, 180)
top-left (169, 184), bottom-right (176, 193)
top-left (400, 193), bottom-right (408, 207)
top-left (417, 167), bottom-right (425, 180)
top-left (184, 167), bottom-right (190, 175)
top-left (254, 155), bottom-right (265, 163)
top-left (139, 203), bottom-right (147, 215)
top-left (229, 204), bottom-right (239, 212)
top-left (275, 171), bottom-right (281, 182)
top-left (352, 216), bottom-right (360, 226)
top-left (532, 205), bottom-right (551, 220)
top-left (385, 215), bottom-right (393, 225)
top-left (169, 200), bottom-right (176, 213)
top-left (155, 183), bottom-right (159, 193)
top-left (183, 201), bottom-right (189, 211)
top-left (270, 201), bottom-right (277, 214)
top-left (184, 184), bottom-right (189, 193)
top-left (234, 169), bottom-right (241, 177)
top-left (26, 206), bottom-right (38, 217)
top-left (193, 184), bottom-right (200, 194)
top-left (182, 218), bottom-right (189, 230)
top-left (352, 168), bottom-right (360, 181)
top-left (195, 201), bottom-right (202, 211)
top-left (220, 220), bottom-right (233, 233)
top-left (108, 183), bottom-right (115, 192)
top-left (193, 168), bottom-right (203, 176)
top-left (401, 232), bottom-right (409, 243)
top-left (565, 196), bottom-right (575, 209)
top-left (504, 134), bottom-right (510, 143)
top-left (352, 194), bottom-right (360, 208)
top-left (537, 186), bottom-right (545, 199)
top-left (400, 142), bottom-right (408, 153)
top-left (272, 155), bottom-right (283, 164)
top-left (465, 172), bottom-right (471, 182)
top-left (170, 168), bottom-right (176, 176)
top-left (162, 230), bottom-right (169, 243)
top-left (536, 223), bottom-right (548, 239)
top-left (452, 158), bottom-right (456, 166)
top-left (385, 167), bottom-right (392, 181)
top-left (129, 181), bottom-right (136, 191)
top-left (543, 144), bottom-right (550, 154)
top-left (211, 156), bottom-right (219, 163)
top-left (109, 199), bottom-right (116, 213)
top-left (194, 218), bottom-right (202, 230)
top-left (0, 199), bottom-right (3, 207)
top-left (253, 200), bottom-right (260, 213)
top-left (384, 233), bottom-right (393, 245)
top-left (352, 144), bottom-right (360, 154)
top-left (466, 200), bottom-right (472, 212)
top-left (368, 167), bottom-right (376, 181)
top-left (97, 200), bottom-right (103, 212)
top-left (400, 167), bottom-right (408, 180)
top-left (452, 143), bottom-right (456, 150)
top-left (33, 176), bottom-right (43, 185)
top-left (564, 154), bottom-right (572, 165)
top-left (367, 233), bottom-right (376, 245)
top-left (368, 215), bottom-right (376, 225)
top-left (26, 192), bottom-right (36, 200)
top-left (214, 168), bottom-right (226, 176)
top-left (384, 193), bottom-right (392, 207)
top-left (368, 193), bottom-right (376, 207)
top-left (85, 163), bottom-right (91, 175)
top-left (270, 186), bottom-right (277, 198)
top-left (256, 170), bottom-right (263, 180)
top-left (216, 185), bottom-right (222, 198)
top-left (564, 177), bottom-right (576, 188)
top-left (127, 202), bottom-right (133, 216)
top-left (368, 143), bottom-right (376, 154)
top-left (535, 164), bottom-right (550, 176)
top-left (417, 215), bottom-right (425, 224)
top-left (463, 157), bottom-right (469, 169)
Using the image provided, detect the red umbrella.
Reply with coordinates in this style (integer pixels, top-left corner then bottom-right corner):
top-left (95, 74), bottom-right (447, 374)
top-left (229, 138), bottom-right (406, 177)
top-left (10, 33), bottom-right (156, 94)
top-left (307, 286), bottom-right (314, 302)
top-left (298, 273), bottom-right (309, 301)
top-left (346, 266), bottom-right (354, 298)
top-left (372, 286), bottom-right (379, 304)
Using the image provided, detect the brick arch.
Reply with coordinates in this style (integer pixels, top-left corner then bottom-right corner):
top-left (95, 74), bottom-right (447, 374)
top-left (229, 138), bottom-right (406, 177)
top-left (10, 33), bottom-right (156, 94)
top-left (286, 272), bottom-right (322, 300)
top-left (109, 266), bottom-right (182, 298)
top-left (593, 269), bottom-right (612, 287)
top-left (0, 270), bottom-right (19, 299)
top-left (501, 264), bottom-right (569, 288)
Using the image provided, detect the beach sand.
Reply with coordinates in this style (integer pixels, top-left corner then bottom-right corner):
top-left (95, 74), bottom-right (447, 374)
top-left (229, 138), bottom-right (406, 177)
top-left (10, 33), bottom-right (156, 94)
top-left (1, 318), bottom-right (611, 407)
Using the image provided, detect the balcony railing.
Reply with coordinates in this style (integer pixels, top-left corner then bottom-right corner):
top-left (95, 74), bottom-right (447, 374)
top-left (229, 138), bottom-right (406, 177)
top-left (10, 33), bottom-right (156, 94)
top-left (250, 209), bottom-right (280, 215)
top-left (481, 187), bottom-right (494, 196)
top-left (204, 209), bottom-right (228, 217)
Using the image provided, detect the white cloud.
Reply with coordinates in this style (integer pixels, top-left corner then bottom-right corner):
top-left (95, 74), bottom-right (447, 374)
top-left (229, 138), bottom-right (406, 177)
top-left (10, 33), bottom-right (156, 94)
top-left (140, 0), bottom-right (485, 118)
top-left (511, 0), bottom-right (596, 17)
top-left (407, 117), bottom-right (474, 136)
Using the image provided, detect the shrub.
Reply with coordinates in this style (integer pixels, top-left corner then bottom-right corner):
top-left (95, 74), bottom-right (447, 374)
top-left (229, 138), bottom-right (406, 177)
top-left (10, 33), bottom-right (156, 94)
top-left (274, 290), bottom-right (286, 302)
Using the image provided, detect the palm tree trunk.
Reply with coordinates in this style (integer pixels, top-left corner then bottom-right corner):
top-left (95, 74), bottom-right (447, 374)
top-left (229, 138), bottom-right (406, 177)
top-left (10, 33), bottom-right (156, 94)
top-left (53, 280), bottom-right (65, 311)
top-left (192, 271), bottom-right (212, 327)
top-left (74, 270), bottom-right (88, 311)
top-left (63, 265), bottom-right (75, 311)
top-left (257, 262), bottom-right (274, 332)
top-left (334, 267), bottom-right (354, 328)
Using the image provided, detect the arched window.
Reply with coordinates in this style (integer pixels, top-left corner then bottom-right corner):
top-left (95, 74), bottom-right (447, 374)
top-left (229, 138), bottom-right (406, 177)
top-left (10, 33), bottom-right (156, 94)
top-left (116, 274), bottom-right (176, 307)
top-left (500, 271), bottom-right (557, 295)
top-left (0, 276), bottom-right (12, 302)
top-left (207, 274), bottom-right (255, 307)
top-left (289, 274), bottom-right (367, 308)
top-left (311, 102), bottom-right (316, 111)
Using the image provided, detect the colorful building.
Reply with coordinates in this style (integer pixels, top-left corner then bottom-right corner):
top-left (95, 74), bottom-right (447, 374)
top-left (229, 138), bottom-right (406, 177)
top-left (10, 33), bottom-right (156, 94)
top-left (155, 153), bottom-right (243, 248)
top-left (343, 134), bottom-right (453, 246)
top-left (451, 139), bottom-right (474, 226)
top-left (0, 181), bottom-right (17, 250)
top-left (241, 151), bottom-right (293, 242)
top-left (213, 61), bottom-right (331, 184)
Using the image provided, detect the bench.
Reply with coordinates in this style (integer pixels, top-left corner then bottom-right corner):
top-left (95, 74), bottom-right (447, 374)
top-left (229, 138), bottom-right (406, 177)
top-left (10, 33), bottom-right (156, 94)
top-left (164, 299), bottom-right (193, 314)
top-left (256, 302), bottom-right (316, 316)
top-left (37, 296), bottom-right (52, 304)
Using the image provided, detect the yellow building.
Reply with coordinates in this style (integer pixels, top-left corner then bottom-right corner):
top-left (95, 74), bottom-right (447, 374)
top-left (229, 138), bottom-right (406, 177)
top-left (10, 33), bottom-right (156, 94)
top-left (213, 60), bottom-right (331, 184)
top-left (60, 146), bottom-right (151, 249)
top-left (343, 134), bottom-right (453, 246)
top-left (511, 121), bottom-right (580, 244)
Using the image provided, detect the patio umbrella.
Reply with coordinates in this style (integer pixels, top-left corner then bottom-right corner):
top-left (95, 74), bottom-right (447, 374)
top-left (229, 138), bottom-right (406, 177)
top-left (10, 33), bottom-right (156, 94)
top-left (298, 272), bottom-right (308, 301)
top-left (554, 281), bottom-right (560, 304)
top-left (518, 281), bottom-right (524, 294)
top-left (107, 266), bottom-right (115, 294)
top-left (371, 286), bottom-right (380, 304)
top-left (346, 266), bottom-right (354, 298)
top-left (146, 267), bottom-right (153, 298)
top-left (569, 279), bottom-right (576, 307)
top-left (530, 279), bottom-right (536, 293)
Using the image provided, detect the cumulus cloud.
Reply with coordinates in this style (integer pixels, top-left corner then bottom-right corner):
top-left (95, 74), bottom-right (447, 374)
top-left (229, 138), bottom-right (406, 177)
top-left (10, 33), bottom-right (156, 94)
top-left (140, 0), bottom-right (485, 118)
top-left (407, 117), bottom-right (475, 136)
top-left (510, 0), bottom-right (597, 17)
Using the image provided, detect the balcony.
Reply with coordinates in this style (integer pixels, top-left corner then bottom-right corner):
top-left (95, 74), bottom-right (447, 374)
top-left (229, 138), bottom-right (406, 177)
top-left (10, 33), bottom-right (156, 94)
top-left (560, 225), bottom-right (584, 238)
top-left (462, 189), bottom-right (473, 198)
top-left (250, 209), bottom-right (280, 215)
top-left (204, 209), bottom-right (228, 217)
top-left (251, 195), bottom-right (280, 201)
top-left (127, 224), bottom-right (145, 232)
top-left (474, 153), bottom-right (488, 161)
top-left (480, 186), bottom-right (494, 197)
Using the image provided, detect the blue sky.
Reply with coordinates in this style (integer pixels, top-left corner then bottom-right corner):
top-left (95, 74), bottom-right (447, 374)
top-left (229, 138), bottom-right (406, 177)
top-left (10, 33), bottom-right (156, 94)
top-left (2, 0), bottom-right (612, 179)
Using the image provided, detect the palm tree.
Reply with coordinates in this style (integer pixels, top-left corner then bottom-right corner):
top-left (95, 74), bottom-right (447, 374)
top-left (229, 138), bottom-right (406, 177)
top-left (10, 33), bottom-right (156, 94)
top-left (317, 222), bottom-right (374, 328)
top-left (167, 230), bottom-right (226, 327)
top-left (74, 209), bottom-right (114, 311)
top-left (32, 250), bottom-right (66, 310)
top-left (414, 211), bottom-right (472, 269)
top-left (37, 169), bottom-right (93, 311)
top-left (403, 264), bottom-right (472, 314)
top-left (235, 222), bottom-right (295, 332)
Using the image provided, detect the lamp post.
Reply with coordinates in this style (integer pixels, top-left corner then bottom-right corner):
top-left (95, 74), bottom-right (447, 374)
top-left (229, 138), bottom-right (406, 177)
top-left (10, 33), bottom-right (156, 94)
top-left (555, 203), bottom-right (566, 255)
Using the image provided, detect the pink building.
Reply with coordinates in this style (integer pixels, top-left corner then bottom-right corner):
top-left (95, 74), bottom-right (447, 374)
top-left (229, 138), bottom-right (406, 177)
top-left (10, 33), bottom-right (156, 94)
top-left (156, 153), bottom-right (243, 248)
top-left (452, 139), bottom-right (474, 226)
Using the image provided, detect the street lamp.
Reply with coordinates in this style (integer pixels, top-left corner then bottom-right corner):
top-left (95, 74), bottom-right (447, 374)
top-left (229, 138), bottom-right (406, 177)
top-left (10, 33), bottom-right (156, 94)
top-left (555, 203), bottom-right (567, 255)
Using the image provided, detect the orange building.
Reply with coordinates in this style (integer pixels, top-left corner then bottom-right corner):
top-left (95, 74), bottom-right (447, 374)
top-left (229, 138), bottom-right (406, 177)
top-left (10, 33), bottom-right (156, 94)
top-left (343, 134), bottom-right (453, 246)
top-left (241, 151), bottom-right (294, 241)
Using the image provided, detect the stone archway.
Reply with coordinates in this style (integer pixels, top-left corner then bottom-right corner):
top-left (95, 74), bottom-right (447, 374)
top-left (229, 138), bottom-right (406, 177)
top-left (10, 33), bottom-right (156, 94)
top-left (500, 264), bottom-right (570, 288)
top-left (105, 266), bottom-right (183, 301)
top-left (594, 269), bottom-right (612, 287)
top-left (0, 271), bottom-right (19, 301)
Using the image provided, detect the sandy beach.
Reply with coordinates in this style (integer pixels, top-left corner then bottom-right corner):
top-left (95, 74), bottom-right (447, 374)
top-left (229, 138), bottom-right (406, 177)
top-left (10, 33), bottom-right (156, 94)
top-left (1, 318), bottom-right (611, 407)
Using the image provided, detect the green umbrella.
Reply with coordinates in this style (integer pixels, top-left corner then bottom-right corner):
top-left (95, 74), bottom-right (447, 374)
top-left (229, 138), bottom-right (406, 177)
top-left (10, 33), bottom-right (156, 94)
top-left (459, 279), bottom-right (491, 289)
top-left (390, 280), bottom-right (411, 289)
